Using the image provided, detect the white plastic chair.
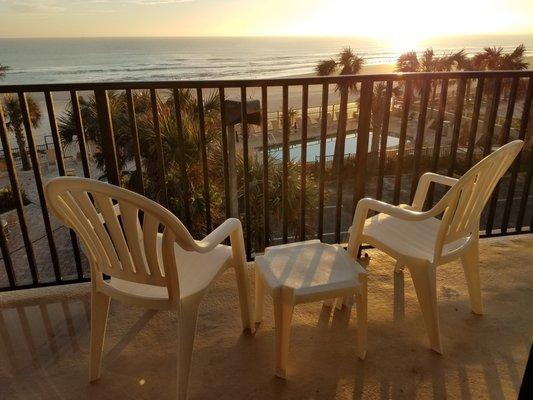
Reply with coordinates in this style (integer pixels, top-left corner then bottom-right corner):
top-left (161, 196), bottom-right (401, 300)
top-left (347, 140), bottom-right (524, 354)
top-left (44, 177), bottom-right (253, 400)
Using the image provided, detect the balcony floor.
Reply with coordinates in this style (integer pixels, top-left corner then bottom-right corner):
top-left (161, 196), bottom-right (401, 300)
top-left (1, 235), bottom-right (531, 399)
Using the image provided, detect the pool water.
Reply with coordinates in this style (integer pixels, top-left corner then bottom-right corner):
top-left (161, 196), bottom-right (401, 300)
top-left (266, 133), bottom-right (400, 162)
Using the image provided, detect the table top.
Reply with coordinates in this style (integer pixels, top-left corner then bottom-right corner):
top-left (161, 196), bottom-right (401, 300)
top-left (255, 240), bottom-right (366, 294)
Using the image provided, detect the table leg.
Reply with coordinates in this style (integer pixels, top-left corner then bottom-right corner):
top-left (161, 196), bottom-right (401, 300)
top-left (273, 288), bottom-right (294, 378)
top-left (254, 267), bottom-right (265, 324)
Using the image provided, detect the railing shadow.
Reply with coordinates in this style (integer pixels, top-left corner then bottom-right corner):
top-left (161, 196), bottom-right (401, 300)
top-left (0, 242), bottom-right (531, 400)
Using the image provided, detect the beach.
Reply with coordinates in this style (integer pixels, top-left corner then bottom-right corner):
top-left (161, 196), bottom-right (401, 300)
top-left (3, 53), bottom-right (533, 151)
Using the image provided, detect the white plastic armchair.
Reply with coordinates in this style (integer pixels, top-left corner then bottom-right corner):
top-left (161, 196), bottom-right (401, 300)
top-left (44, 177), bottom-right (253, 400)
top-left (347, 140), bottom-right (524, 354)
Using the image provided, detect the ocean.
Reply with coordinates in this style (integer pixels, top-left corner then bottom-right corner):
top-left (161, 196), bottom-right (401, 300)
top-left (1, 35), bottom-right (533, 85)
top-left (1, 35), bottom-right (532, 150)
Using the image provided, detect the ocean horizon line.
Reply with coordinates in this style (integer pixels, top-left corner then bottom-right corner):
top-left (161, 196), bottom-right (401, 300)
top-left (1, 32), bottom-right (533, 40)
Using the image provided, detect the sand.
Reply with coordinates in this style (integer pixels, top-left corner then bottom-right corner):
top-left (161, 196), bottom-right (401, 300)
top-left (6, 55), bottom-right (533, 149)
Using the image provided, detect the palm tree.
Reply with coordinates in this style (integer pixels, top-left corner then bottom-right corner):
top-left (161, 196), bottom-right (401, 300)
top-left (0, 64), bottom-right (8, 80)
top-left (316, 47), bottom-right (365, 164)
top-left (395, 51), bottom-right (420, 73)
top-left (59, 90), bottom-right (153, 178)
top-left (469, 45), bottom-right (528, 71)
top-left (136, 89), bottom-right (223, 230)
top-left (466, 45), bottom-right (529, 145)
top-left (369, 82), bottom-right (387, 158)
top-left (395, 48), bottom-right (467, 123)
top-left (58, 89), bottom-right (318, 246)
top-left (235, 152), bottom-right (318, 249)
top-left (2, 94), bottom-right (41, 171)
top-left (316, 47), bottom-right (364, 93)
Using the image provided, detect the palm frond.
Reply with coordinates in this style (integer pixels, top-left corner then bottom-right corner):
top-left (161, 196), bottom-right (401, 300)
top-left (395, 51), bottom-right (420, 72)
top-left (316, 59), bottom-right (337, 76)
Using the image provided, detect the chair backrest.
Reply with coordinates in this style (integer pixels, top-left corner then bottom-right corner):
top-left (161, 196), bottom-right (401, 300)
top-left (433, 140), bottom-right (523, 257)
top-left (44, 177), bottom-right (198, 301)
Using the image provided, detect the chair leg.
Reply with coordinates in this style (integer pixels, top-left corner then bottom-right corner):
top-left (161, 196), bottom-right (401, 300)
top-left (177, 300), bottom-right (200, 400)
top-left (273, 289), bottom-right (294, 379)
top-left (230, 231), bottom-right (253, 332)
top-left (89, 289), bottom-right (111, 382)
top-left (407, 263), bottom-right (442, 354)
top-left (461, 240), bottom-right (483, 315)
top-left (393, 269), bottom-right (405, 324)
top-left (394, 261), bottom-right (404, 273)
top-left (254, 267), bottom-right (265, 324)
top-left (355, 274), bottom-right (368, 360)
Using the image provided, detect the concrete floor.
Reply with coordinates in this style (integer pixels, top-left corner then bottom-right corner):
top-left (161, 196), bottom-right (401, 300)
top-left (0, 235), bottom-right (531, 399)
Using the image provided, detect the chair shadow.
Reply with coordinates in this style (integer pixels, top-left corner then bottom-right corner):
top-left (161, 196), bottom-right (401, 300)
top-left (0, 247), bottom-right (531, 400)
top-left (105, 309), bottom-right (158, 363)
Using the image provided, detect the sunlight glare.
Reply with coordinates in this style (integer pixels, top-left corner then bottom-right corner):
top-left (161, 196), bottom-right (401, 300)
top-left (389, 34), bottom-right (419, 53)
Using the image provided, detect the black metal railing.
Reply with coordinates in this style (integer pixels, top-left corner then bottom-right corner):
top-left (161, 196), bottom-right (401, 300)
top-left (0, 70), bottom-right (532, 291)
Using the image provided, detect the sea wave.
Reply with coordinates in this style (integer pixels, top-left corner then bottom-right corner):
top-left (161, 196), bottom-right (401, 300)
top-left (1, 36), bottom-right (532, 85)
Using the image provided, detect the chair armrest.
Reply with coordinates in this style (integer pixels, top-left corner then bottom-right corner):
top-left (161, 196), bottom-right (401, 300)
top-left (356, 198), bottom-right (428, 221)
top-left (412, 172), bottom-right (459, 210)
top-left (347, 197), bottom-right (429, 256)
top-left (194, 218), bottom-right (243, 253)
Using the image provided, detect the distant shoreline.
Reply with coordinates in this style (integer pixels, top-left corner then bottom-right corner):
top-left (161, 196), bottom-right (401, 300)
top-left (282, 56), bottom-right (533, 79)
top-left (281, 62), bottom-right (396, 78)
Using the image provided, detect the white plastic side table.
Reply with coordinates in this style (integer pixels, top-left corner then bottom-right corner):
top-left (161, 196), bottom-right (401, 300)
top-left (254, 240), bottom-right (367, 378)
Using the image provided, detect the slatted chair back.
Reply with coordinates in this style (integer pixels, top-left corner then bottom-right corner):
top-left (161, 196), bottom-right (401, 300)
top-left (45, 177), bottom-right (198, 301)
top-left (432, 140), bottom-right (523, 260)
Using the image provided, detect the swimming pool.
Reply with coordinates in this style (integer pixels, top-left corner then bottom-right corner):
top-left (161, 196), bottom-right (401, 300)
top-left (265, 133), bottom-right (400, 163)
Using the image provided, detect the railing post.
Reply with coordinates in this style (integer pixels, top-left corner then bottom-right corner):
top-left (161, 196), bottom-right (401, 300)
top-left (282, 85), bottom-right (289, 243)
top-left (94, 89), bottom-right (120, 186)
top-left (0, 101), bottom-right (38, 284)
top-left (334, 84), bottom-right (349, 243)
top-left (197, 88), bottom-right (212, 232)
top-left (172, 88), bottom-right (192, 227)
top-left (19, 92), bottom-right (62, 282)
top-left (317, 83), bottom-right (329, 240)
top-left (240, 87), bottom-right (252, 257)
top-left (504, 77), bottom-right (533, 233)
top-left (46, 91), bottom-right (84, 279)
top-left (261, 86), bottom-right (270, 247)
top-left (352, 80), bottom-right (373, 215)
top-left (227, 124), bottom-right (239, 218)
top-left (219, 88), bottom-right (231, 220)
top-left (70, 91), bottom-right (91, 178)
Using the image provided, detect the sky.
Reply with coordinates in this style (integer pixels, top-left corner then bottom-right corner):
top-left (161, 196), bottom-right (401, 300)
top-left (1, 0), bottom-right (532, 42)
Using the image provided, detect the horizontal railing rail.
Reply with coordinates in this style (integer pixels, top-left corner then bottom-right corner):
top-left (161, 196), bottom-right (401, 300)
top-left (1, 70), bottom-right (533, 92)
top-left (0, 70), bottom-right (532, 291)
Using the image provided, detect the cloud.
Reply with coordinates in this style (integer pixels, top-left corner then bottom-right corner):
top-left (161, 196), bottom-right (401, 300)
top-left (90, 0), bottom-right (195, 4)
top-left (1, 0), bottom-right (64, 13)
top-left (0, 0), bottom-right (195, 14)
top-left (130, 0), bottom-right (195, 3)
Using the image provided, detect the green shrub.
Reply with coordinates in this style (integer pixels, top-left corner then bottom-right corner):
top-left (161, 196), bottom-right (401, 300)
top-left (0, 187), bottom-right (30, 214)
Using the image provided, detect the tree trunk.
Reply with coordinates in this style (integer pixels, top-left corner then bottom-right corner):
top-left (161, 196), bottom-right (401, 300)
top-left (465, 80), bottom-right (472, 105)
top-left (332, 86), bottom-right (349, 168)
top-left (428, 82), bottom-right (438, 122)
top-left (14, 126), bottom-right (31, 170)
top-left (370, 89), bottom-right (382, 155)
top-left (481, 79), bottom-right (498, 148)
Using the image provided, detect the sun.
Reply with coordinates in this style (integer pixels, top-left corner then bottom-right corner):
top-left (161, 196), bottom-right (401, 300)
top-left (388, 33), bottom-right (419, 54)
